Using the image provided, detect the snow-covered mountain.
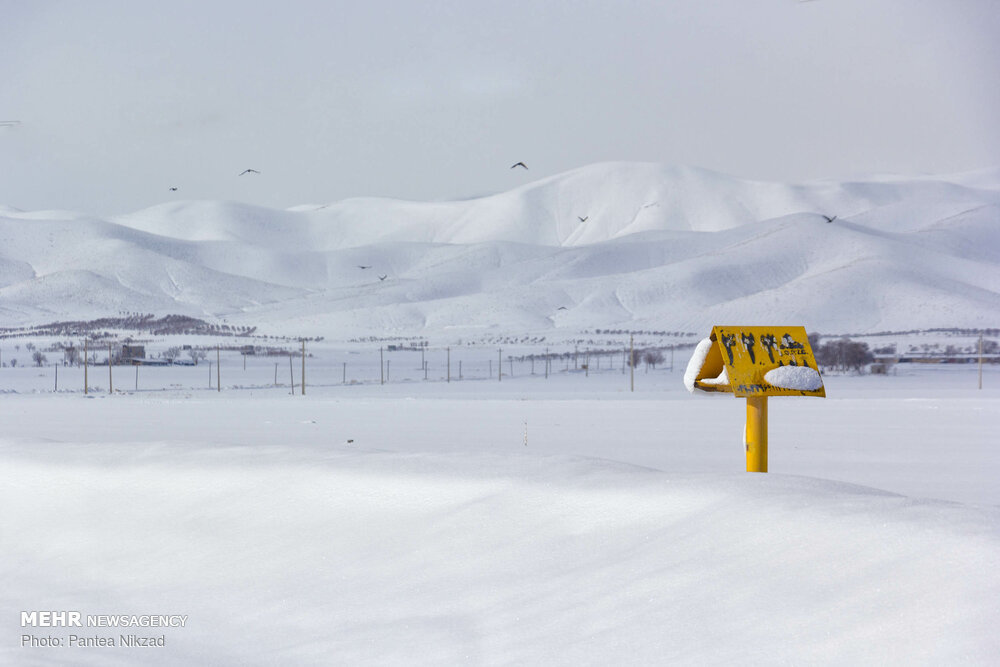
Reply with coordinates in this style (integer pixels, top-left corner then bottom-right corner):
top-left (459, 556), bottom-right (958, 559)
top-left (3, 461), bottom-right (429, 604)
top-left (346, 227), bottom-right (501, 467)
top-left (1, 162), bottom-right (998, 337)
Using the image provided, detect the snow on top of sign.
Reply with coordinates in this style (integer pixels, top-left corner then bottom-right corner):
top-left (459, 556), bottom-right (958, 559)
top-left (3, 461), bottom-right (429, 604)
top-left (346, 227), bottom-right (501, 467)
top-left (764, 365), bottom-right (824, 391)
top-left (684, 337), bottom-right (714, 392)
top-left (700, 366), bottom-right (729, 387)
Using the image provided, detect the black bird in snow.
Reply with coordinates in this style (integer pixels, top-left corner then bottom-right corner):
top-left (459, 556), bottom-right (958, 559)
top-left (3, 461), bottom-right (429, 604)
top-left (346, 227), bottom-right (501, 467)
top-left (822, 215), bottom-right (837, 223)
top-left (510, 162), bottom-right (528, 170)
top-left (239, 169), bottom-right (260, 176)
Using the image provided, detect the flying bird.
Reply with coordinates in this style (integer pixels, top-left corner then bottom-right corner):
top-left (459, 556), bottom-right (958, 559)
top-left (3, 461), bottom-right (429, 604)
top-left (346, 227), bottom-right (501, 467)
top-left (169, 187), bottom-right (178, 192)
top-left (578, 216), bottom-right (588, 222)
top-left (510, 162), bottom-right (528, 170)
top-left (239, 169), bottom-right (260, 176)
top-left (358, 265), bottom-right (371, 270)
top-left (822, 215), bottom-right (837, 223)
top-left (378, 275), bottom-right (387, 281)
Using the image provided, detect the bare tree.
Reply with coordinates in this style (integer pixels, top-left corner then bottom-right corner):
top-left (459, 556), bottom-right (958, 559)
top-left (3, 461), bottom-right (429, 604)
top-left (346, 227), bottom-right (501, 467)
top-left (643, 349), bottom-right (665, 369)
top-left (815, 338), bottom-right (873, 372)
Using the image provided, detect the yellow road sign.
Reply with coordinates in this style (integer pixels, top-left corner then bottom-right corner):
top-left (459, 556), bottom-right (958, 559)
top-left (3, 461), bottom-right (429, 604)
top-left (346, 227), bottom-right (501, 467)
top-left (692, 325), bottom-right (825, 398)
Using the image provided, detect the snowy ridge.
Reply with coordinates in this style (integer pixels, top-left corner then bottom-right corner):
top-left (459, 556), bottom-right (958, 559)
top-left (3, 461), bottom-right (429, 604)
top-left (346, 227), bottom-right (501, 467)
top-left (1, 162), bottom-right (998, 335)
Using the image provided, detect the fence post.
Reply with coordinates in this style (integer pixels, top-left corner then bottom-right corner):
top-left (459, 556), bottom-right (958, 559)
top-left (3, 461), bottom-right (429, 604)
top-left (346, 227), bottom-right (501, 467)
top-left (630, 335), bottom-right (634, 392)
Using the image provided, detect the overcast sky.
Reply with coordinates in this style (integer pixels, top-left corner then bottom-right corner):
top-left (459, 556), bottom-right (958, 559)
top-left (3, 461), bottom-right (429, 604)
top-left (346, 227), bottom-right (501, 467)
top-left (2, 0), bottom-right (998, 216)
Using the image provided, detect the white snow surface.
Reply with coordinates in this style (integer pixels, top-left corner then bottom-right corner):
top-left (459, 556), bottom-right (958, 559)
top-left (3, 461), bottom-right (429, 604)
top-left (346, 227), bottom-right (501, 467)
top-left (764, 365), bottom-right (825, 391)
top-left (2, 362), bottom-right (999, 665)
top-left (2, 162), bottom-right (999, 335)
top-left (2, 161), bottom-right (1000, 664)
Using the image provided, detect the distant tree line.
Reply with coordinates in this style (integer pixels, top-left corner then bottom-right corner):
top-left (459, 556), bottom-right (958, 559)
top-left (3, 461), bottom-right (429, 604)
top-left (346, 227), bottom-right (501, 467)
top-left (812, 337), bottom-right (874, 372)
top-left (0, 314), bottom-right (257, 339)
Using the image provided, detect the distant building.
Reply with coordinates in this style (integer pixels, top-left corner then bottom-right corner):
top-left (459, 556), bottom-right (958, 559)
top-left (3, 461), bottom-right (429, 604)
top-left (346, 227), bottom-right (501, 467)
top-left (121, 344), bottom-right (146, 363)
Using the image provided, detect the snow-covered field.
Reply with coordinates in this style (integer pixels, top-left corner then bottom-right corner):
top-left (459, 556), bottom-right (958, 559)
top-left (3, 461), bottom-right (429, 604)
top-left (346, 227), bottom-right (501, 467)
top-left (3, 360), bottom-right (998, 665)
top-left (2, 162), bottom-right (998, 663)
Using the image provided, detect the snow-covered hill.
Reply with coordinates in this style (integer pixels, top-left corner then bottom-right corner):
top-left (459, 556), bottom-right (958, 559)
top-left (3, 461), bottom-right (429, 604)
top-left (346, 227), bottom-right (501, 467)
top-left (1, 162), bottom-right (998, 336)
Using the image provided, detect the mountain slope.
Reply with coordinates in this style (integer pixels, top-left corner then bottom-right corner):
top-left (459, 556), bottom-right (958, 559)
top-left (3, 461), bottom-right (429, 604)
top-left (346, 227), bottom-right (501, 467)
top-left (1, 162), bottom-right (997, 336)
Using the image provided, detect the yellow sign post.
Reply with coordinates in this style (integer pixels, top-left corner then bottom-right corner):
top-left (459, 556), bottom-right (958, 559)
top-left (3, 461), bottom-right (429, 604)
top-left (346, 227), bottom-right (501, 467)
top-left (685, 326), bottom-right (825, 472)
